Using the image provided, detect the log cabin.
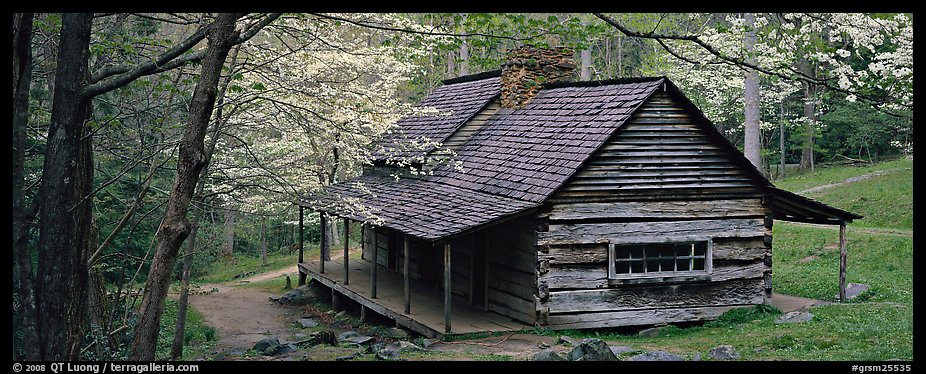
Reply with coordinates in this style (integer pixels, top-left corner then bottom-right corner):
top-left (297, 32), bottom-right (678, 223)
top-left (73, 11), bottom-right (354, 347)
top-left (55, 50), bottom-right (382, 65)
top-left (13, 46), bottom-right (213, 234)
top-left (296, 46), bottom-right (861, 338)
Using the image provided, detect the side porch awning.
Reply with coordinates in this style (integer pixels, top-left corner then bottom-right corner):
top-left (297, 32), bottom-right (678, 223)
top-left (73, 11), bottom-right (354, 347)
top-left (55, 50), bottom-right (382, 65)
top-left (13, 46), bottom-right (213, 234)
top-left (299, 175), bottom-right (538, 242)
top-left (767, 187), bottom-right (863, 225)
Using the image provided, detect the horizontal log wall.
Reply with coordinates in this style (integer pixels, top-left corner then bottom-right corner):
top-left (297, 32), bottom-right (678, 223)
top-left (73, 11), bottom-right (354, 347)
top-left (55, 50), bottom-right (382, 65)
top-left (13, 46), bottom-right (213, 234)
top-left (486, 215), bottom-right (537, 324)
top-left (551, 91), bottom-right (762, 203)
top-left (537, 90), bottom-right (772, 328)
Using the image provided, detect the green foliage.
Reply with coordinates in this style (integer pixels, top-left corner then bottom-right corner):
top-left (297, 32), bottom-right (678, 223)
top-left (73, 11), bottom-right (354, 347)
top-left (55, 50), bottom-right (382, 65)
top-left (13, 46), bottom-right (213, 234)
top-left (196, 252), bottom-right (300, 284)
top-left (704, 305), bottom-right (782, 328)
top-left (817, 101), bottom-right (910, 162)
top-left (155, 299), bottom-right (216, 360)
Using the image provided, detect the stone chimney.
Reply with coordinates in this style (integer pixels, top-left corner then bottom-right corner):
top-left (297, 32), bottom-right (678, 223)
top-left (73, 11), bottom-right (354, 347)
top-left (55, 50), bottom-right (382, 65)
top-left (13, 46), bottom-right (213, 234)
top-left (500, 45), bottom-right (575, 109)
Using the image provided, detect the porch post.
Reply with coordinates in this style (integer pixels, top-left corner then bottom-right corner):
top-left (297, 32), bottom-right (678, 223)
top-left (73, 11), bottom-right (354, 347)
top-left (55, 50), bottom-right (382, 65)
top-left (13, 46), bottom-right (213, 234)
top-left (444, 243), bottom-right (452, 334)
top-left (344, 218), bottom-right (350, 285)
top-left (319, 213), bottom-right (326, 274)
top-left (298, 206), bottom-right (306, 286)
top-left (404, 235), bottom-right (411, 314)
top-left (839, 222), bottom-right (848, 302)
top-left (371, 227), bottom-right (378, 298)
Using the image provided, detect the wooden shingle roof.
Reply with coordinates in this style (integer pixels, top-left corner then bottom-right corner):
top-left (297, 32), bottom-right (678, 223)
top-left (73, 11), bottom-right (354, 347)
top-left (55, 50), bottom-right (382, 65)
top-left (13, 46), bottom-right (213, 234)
top-left (429, 79), bottom-right (664, 202)
top-left (305, 76), bottom-right (665, 240)
top-left (306, 175), bottom-right (537, 241)
top-left (372, 72), bottom-right (501, 160)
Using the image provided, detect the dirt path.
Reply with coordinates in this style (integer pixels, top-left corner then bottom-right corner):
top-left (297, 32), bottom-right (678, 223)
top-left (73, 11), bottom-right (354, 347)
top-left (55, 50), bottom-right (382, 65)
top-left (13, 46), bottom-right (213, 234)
top-left (797, 168), bottom-right (902, 195)
top-left (187, 266), bottom-right (300, 355)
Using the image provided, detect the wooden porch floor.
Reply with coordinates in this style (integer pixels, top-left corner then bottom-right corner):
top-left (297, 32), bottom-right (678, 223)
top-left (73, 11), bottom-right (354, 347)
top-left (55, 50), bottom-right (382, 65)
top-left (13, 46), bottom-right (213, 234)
top-left (298, 258), bottom-right (529, 338)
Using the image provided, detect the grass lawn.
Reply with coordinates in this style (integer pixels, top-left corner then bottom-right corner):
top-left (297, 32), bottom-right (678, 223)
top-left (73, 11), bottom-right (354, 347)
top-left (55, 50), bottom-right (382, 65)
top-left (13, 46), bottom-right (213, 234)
top-left (196, 251), bottom-right (305, 284)
top-left (773, 157), bottom-right (911, 193)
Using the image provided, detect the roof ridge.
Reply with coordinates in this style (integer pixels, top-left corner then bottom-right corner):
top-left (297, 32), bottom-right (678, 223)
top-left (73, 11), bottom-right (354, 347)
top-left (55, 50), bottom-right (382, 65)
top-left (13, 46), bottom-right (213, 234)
top-left (542, 76), bottom-right (666, 89)
top-left (441, 69), bottom-right (503, 85)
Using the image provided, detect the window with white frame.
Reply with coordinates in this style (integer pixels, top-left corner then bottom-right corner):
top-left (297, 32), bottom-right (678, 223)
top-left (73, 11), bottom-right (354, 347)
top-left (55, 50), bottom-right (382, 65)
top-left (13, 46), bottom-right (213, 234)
top-left (608, 240), bottom-right (712, 280)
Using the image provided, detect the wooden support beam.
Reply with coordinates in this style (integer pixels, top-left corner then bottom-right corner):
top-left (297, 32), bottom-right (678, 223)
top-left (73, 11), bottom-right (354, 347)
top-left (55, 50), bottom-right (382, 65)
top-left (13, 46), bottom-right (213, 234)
top-left (404, 235), bottom-right (411, 314)
top-left (332, 291), bottom-right (341, 311)
top-left (360, 305), bottom-right (368, 322)
top-left (298, 206), bottom-right (306, 286)
top-left (344, 218), bottom-right (350, 285)
top-left (839, 223), bottom-right (848, 302)
top-left (444, 243), bottom-right (452, 334)
top-left (319, 213), bottom-right (326, 274)
top-left (371, 227), bottom-right (378, 298)
top-left (360, 224), bottom-right (365, 260)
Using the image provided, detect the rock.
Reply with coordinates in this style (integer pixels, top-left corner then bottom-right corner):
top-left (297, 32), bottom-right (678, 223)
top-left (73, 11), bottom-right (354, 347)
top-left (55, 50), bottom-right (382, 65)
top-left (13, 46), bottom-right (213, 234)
top-left (293, 333), bottom-right (307, 339)
top-left (638, 326), bottom-right (664, 337)
top-left (557, 335), bottom-right (580, 346)
top-left (394, 341), bottom-right (422, 353)
top-left (233, 271), bottom-right (256, 279)
top-left (531, 349), bottom-right (567, 361)
top-left (693, 353), bottom-right (701, 361)
top-left (278, 288), bottom-right (309, 305)
top-left (709, 345), bottom-right (740, 361)
top-left (374, 345), bottom-right (405, 361)
top-left (383, 327), bottom-right (410, 339)
top-left (252, 337), bottom-right (279, 353)
top-left (835, 283), bottom-right (870, 300)
top-left (608, 346), bottom-right (637, 356)
top-left (335, 311), bottom-right (349, 319)
top-left (336, 352), bottom-right (363, 361)
top-left (269, 296), bottom-right (280, 302)
top-left (338, 331), bottom-right (375, 346)
top-left (537, 342), bottom-right (551, 350)
top-left (420, 338), bottom-right (441, 349)
top-left (775, 311), bottom-right (814, 324)
top-left (567, 338), bottom-right (618, 361)
top-left (628, 351), bottom-right (685, 361)
top-left (296, 318), bottom-right (319, 328)
top-left (267, 343), bottom-right (297, 356)
top-left (296, 330), bottom-right (338, 347)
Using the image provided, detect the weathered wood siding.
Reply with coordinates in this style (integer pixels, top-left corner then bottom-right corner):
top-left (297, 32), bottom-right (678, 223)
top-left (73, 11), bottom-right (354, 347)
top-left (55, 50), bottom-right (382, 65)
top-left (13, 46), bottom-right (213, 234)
top-left (537, 90), bottom-right (772, 329)
top-left (442, 99), bottom-right (501, 151)
top-left (550, 91), bottom-right (762, 203)
top-left (485, 215), bottom-right (538, 324)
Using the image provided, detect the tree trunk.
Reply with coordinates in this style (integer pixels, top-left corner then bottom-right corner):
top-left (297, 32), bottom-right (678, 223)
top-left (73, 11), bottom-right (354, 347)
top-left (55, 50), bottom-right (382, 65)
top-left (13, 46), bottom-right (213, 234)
top-left (35, 12), bottom-right (95, 360)
top-left (12, 12), bottom-right (41, 361)
top-left (170, 44), bottom-right (238, 360)
top-left (260, 220), bottom-right (268, 266)
top-left (779, 98), bottom-right (786, 179)
top-left (129, 13), bottom-right (240, 361)
top-left (459, 13), bottom-right (469, 76)
top-left (799, 60), bottom-right (816, 171)
top-left (222, 203), bottom-right (235, 257)
top-left (447, 50), bottom-right (455, 78)
top-left (743, 13), bottom-right (763, 174)
top-left (580, 49), bottom-right (592, 81)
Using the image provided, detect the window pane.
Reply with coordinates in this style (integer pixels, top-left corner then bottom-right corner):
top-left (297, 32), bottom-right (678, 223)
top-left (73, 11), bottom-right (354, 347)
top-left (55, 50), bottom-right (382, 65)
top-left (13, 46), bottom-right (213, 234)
top-left (675, 243), bottom-right (691, 257)
top-left (644, 246), bottom-right (661, 260)
top-left (677, 259), bottom-right (690, 271)
top-left (615, 260), bottom-right (630, 274)
top-left (614, 246), bottom-right (630, 260)
top-left (647, 260), bottom-right (661, 272)
top-left (661, 259), bottom-right (675, 272)
top-left (693, 258), bottom-right (705, 271)
top-left (630, 260), bottom-right (644, 274)
top-left (630, 246), bottom-right (644, 259)
top-left (659, 245), bottom-right (674, 259)
top-left (694, 242), bottom-right (707, 257)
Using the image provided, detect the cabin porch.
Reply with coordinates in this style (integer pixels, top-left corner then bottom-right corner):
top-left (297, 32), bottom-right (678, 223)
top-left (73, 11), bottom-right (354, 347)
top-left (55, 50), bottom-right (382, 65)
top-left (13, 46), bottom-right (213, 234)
top-left (297, 257), bottom-right (529, 338)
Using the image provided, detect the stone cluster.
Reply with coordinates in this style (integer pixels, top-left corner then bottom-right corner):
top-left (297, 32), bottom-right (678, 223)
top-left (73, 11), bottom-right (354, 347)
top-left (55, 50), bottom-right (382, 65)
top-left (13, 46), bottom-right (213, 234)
top-left (500, 45), bottom-right (575, 109)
